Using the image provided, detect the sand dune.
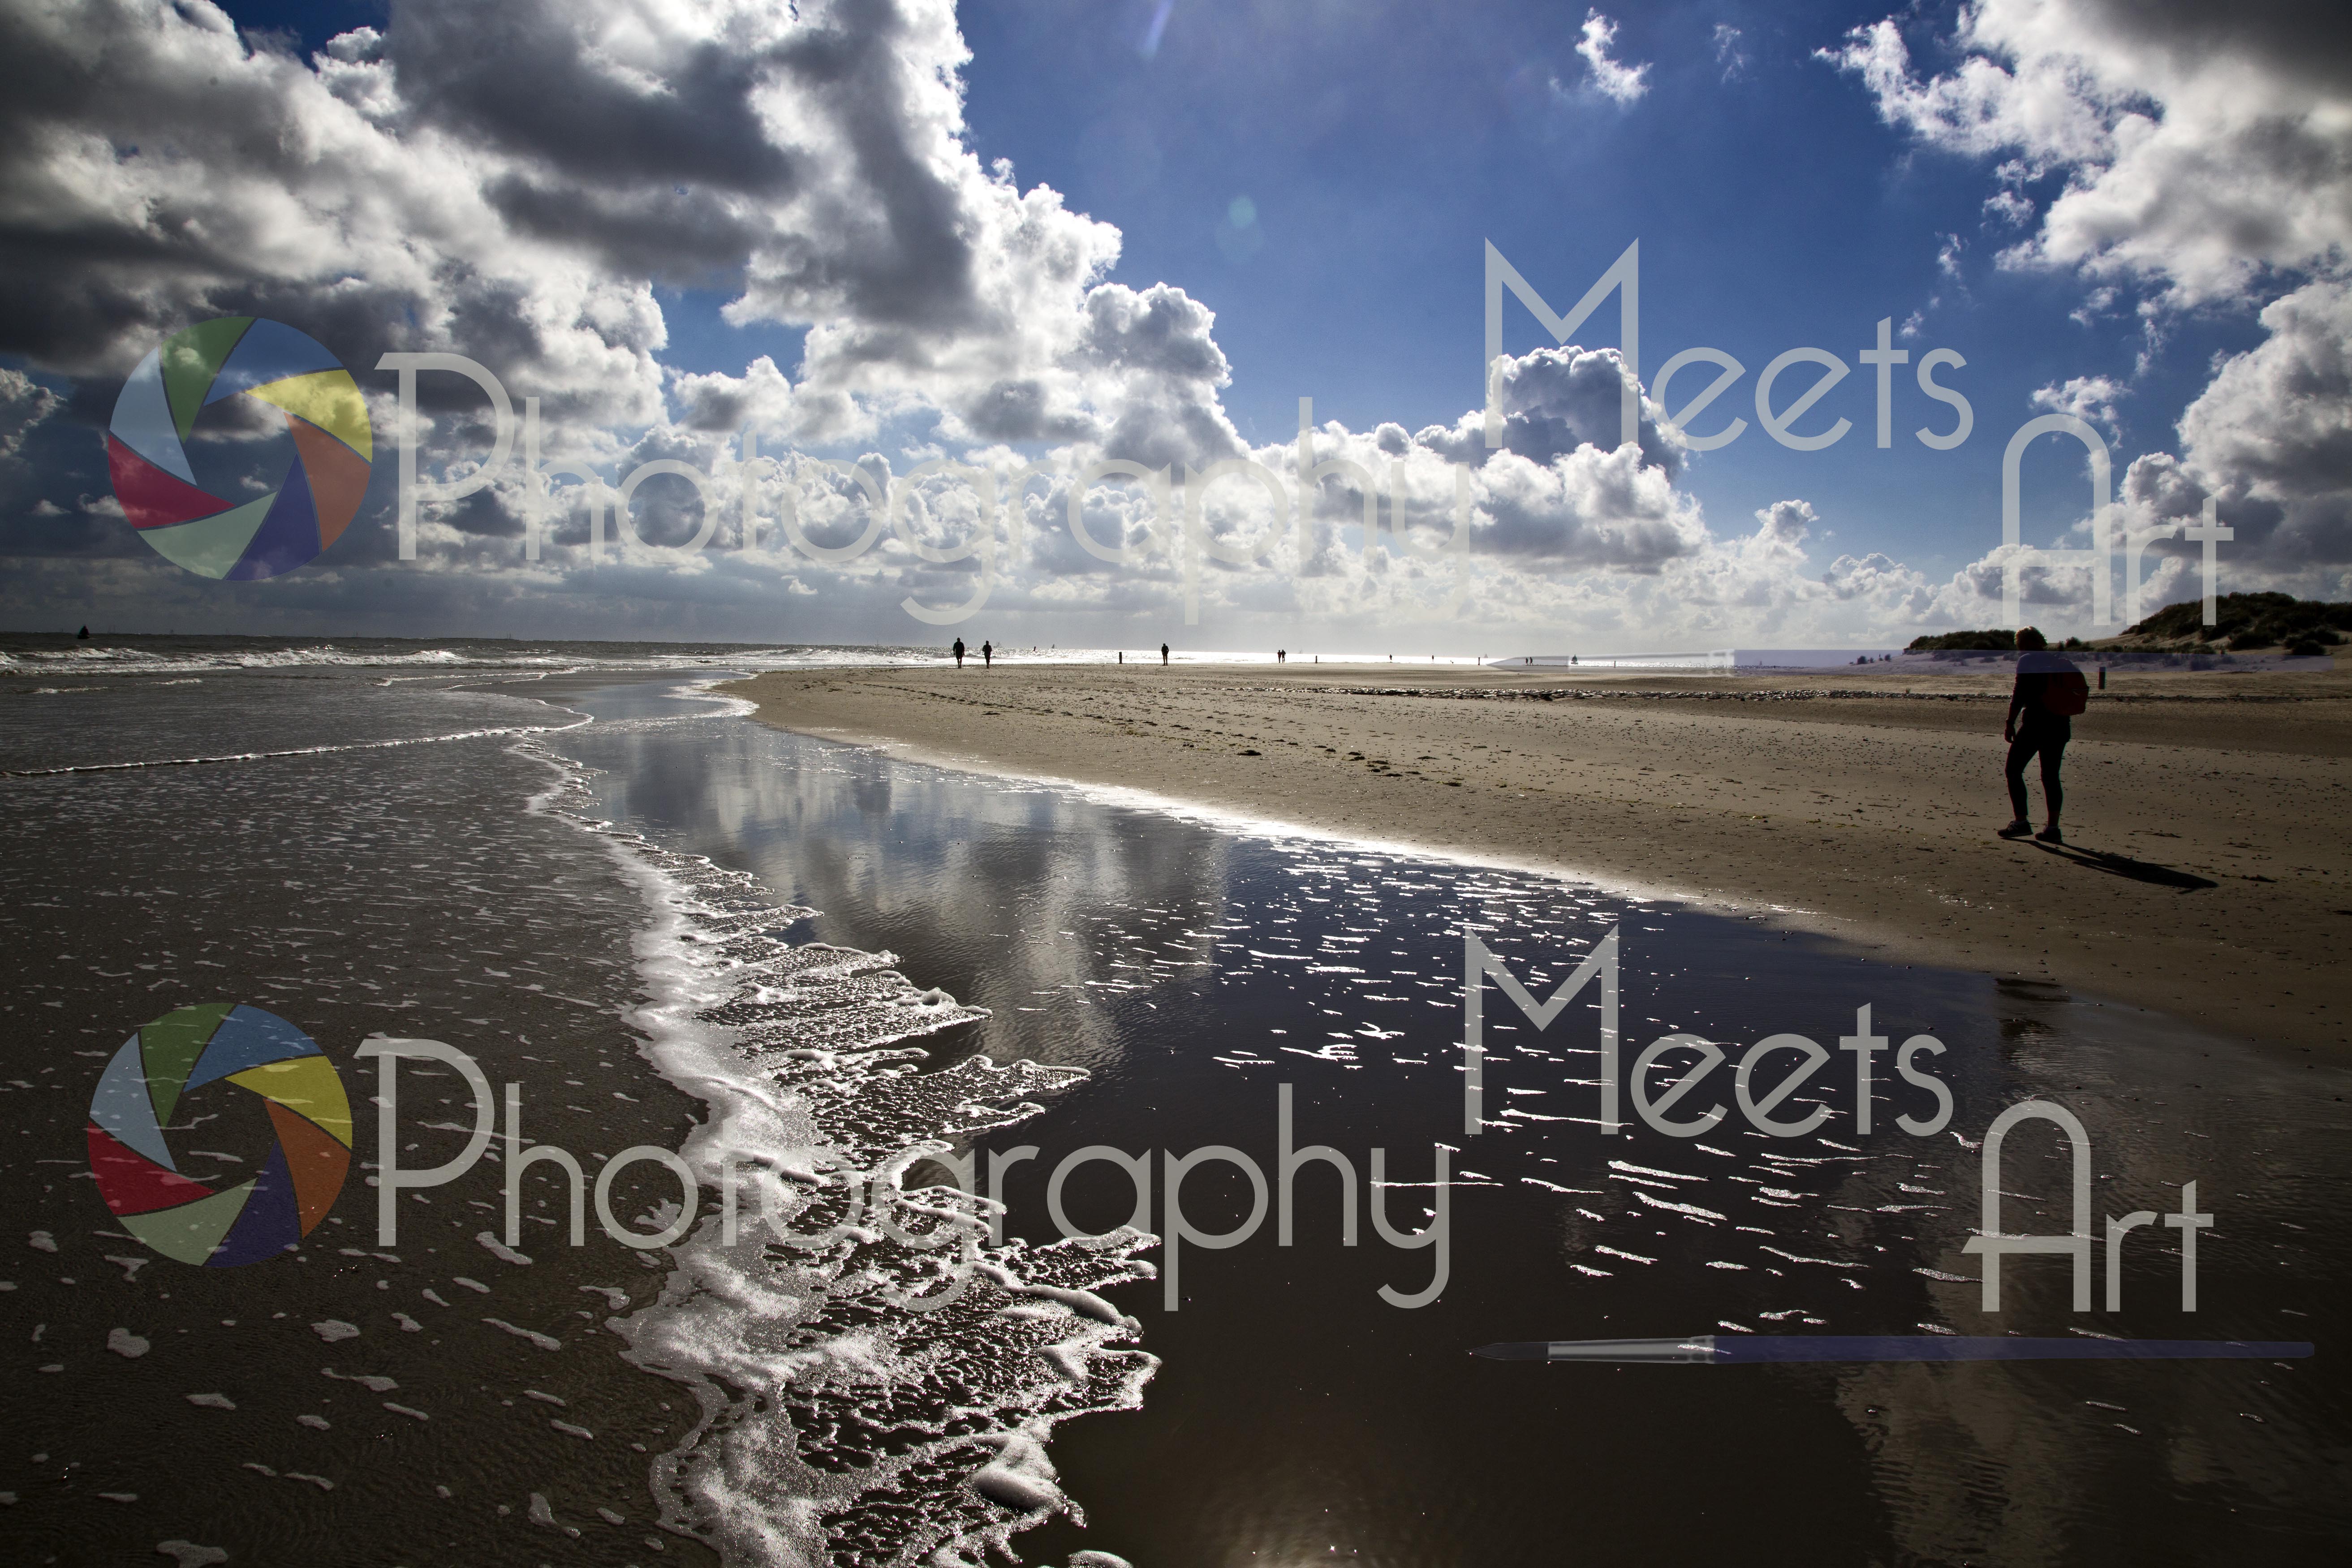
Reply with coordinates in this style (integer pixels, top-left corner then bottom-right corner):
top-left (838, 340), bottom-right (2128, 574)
top-left (724, 660), bottom-right (2352, 1057)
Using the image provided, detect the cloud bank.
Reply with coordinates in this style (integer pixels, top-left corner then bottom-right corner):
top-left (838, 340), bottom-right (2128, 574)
top-left (0, 0), bottom-right (2343, 646)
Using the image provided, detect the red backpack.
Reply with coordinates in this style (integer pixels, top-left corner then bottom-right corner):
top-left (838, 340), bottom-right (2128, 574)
top-left (2042, 671), bottom-right (2089, 716)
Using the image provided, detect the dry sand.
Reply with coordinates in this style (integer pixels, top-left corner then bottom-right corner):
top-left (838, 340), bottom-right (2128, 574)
top-left (724, 659), bottom-right (2352, 1056)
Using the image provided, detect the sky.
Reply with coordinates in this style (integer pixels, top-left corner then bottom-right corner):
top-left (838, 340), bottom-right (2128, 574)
top-left (1, 0), bottom-right (2346, 652)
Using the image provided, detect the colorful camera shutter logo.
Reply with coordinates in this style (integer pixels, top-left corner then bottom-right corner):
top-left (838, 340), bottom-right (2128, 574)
top-left (86, 1004), bottom-right (353, 1267)
top-left (105, 317), bottom-right (373, 580)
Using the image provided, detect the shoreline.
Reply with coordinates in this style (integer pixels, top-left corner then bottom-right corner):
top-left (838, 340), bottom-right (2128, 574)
top-left (524, 674), bottom-right (1160, 1564)
top-left (0, 671), bottom-right (728, 1566)
top-left (722, 660), bottom-right (2352, 1058)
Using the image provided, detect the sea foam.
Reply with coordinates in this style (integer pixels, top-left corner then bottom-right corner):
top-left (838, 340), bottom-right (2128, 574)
top-left (528, 745), bottom-right (1157, 1566)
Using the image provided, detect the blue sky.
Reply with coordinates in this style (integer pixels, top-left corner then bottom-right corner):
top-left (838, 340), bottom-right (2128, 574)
top-left (956, 0), bottom-right (2264, 569)
top-left (0, 0), bottom-right (2342, 648)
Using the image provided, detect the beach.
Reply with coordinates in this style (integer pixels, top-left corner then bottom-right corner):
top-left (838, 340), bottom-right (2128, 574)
top-left (8, 641), bottom-right (2349, 1566)
top-left (2, 655), bottom-right (724, 1566)
top-left (725, 659), bottom-right (2352, 1056)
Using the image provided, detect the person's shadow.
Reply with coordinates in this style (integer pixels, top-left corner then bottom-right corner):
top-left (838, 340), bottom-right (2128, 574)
top-left (2030, 839), bottom-right (2217, 892)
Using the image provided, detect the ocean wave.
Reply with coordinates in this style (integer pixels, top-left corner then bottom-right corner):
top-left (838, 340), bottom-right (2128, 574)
top-left (0, 719), bottom-right (591, 777)
top-left (0, 639), bottom-right (951, 678)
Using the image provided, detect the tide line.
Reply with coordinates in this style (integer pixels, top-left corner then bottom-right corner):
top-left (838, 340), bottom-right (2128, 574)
top-left (1, 718), bottom-right (590, 778)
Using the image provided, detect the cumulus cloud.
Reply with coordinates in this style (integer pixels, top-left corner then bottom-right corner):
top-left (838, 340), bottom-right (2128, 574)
top-left (672, 356), bottom-right (806, 439)
top-left (1934, 539), bottom-right (2116, 616)
top-left (1469, 443), bottom-right (1700, 567)
top-left (2031, 374), bottom-right (2128, 443)
top-left (1822, 0), bottom-right (2352, 305)
top-left (1754, 499), bottom-right (1818, 547)
top-left (1492, 347), bottom-right (1679, 476)
top-left (1651, 499), bottom-right (1922, 632)
top-left (0, 367), bottom-right (58, 462)
top-left (0, 0), bottom-right (1226, 586)
top-left (1822, 549), bottom-right (1933, 610)
top-left (1824, 0), bottom-right (2352, 589)
top-left (2040, 278), bottom-right (2352, 599)
top-left (0, 0), bottom-right (1131, 446)
top-left (2163, 277), bottom-right (2352, 564)
top-left (0, 0), bottom-right (1964, 647)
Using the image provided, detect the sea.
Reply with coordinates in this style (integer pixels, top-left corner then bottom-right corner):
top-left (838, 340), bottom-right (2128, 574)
top-left (3, 634), bottom-right (2347, 1567)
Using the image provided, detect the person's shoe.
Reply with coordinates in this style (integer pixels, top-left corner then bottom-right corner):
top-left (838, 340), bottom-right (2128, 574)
top-left (2034, 824), bottom-right (2064, 844)
top-left (1996, 819), bottom-right (2033, 839)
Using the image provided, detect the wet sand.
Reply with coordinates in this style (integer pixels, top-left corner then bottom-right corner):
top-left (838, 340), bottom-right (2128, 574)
top-left (0, 671), bottom-right (720, 1566)
top-left (724, 659), bottom-right (2352, 1057)
top-left (575, 683), bottom-right (2352, 1566)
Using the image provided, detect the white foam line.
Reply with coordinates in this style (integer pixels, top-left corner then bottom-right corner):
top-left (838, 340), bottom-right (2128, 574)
top-left (508, 735), bottom-right (1154, 1566)
top-left (1, 718), bottom-right (590, 778)
top-left (0, 645), bottom-right (953, 679)
top-left (681, 676), bottom-right (762, 719)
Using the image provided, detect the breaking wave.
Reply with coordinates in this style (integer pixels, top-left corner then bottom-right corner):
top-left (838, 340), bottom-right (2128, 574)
top-left (0, 639), bottom-right (946, 678)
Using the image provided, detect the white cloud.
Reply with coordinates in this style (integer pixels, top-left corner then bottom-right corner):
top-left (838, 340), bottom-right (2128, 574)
top-left (1983, 164), bottom-right (2036, 228)
top-left (2167, 276), bottom-right (2352, 564)
top-left (1650, 500), bottom-right (1931, 632)
top-left (0, 0), bottom-right (1136, 453)
top-left (1425, 346), bottom-right (1682, 476)
top-left (1822, 549), bottom-right (1933, 611)
top-left (0, 367), bottom-right (58, 462)
top-left (1575, 12), bottom-right (1651, 107)
top-left (1754, 498), bottom-right (1818, 546)
top-left (1824, 1), bottom-right (2352, 585)
top-left (2030, 374), bottom-right (2128, 442)
top-left (1712, 25), bottom-right (1747, 82)
top-left (671, 356), bottom-right (808, 438)
top-left (0, 0), bottom-right (1982, 647)
top-left (2067, 285), bottom-right (2118, 326)
top-left (1470, 443), bottom-right (1701, 567)
top-left (0, 0), bottom-right (1253, 600)
top-left (1822, 0), bottom-right (2352, 305)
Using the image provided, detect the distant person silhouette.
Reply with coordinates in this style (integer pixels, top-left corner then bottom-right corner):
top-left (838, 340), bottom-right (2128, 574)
top-left (1277, 649), bottom-right (1286, 663)
top-left (1161, 642), bottom-right (1169, 666)
top-left (982, 640), bottom-right (992, 668)
top-left (952, 637), bottom-right (965, 668)
top-left (1998, 627), bottom-right (2087, 844)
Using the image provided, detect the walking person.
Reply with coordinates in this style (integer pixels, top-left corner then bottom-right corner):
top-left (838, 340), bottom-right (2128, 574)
top-left (1160, 642), bottom-right (1169, 666)
top-left (1997, 628), bottom-right (2088, 844)
top-left (952, 637), bottom-right (965, 668)
top-left (982, 639), bottom-right (993, 668)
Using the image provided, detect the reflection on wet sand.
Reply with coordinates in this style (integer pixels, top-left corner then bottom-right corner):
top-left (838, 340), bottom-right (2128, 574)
top-left (546, 676), bottom-right (2351, 1565)
top-left (567, 689), bottom-right (1240, 1080)
top-left (1839, 979), bottom-right (2346, 1562)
